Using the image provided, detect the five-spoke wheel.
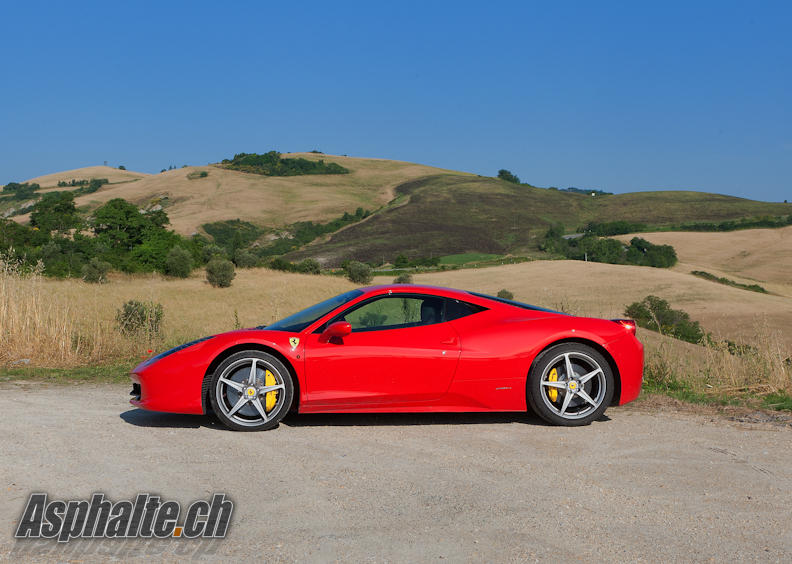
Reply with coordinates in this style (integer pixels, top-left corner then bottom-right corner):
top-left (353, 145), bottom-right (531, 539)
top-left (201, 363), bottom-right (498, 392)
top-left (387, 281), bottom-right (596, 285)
top-left (527, 343), bottom-right (614, 426)
top-left (209, 351), bottom-right (294, 431)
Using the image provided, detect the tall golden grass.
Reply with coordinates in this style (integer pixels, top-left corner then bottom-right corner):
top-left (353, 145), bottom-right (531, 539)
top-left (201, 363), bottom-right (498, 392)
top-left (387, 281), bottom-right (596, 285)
top-left (642, 321), bottom-right (791, 395)
top-left (0, 250), bottom-right (119, 366)
top-left (0, 255), bottom-right (356, 368)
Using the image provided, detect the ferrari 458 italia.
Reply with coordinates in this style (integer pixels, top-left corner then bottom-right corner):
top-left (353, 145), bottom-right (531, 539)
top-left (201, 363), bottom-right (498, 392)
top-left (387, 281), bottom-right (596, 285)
top-left (130, 284), bottom-right (643, 430)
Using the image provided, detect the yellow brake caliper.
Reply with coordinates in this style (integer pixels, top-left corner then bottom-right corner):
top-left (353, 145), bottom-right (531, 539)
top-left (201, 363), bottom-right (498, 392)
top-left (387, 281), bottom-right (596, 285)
top-left (547, 368), bottom-right (559, 402)
top-left (264, 370), bottom-right (278, 412)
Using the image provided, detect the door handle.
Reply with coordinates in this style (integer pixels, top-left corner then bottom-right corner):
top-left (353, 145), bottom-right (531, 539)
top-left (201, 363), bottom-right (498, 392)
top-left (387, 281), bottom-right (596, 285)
top-left (440, 337), bottom-right (458, 346)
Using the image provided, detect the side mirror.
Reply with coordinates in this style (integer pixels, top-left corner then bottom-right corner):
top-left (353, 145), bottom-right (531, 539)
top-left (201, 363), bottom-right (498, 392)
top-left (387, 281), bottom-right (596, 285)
top-left (319, 321), bottom-right (351, 343)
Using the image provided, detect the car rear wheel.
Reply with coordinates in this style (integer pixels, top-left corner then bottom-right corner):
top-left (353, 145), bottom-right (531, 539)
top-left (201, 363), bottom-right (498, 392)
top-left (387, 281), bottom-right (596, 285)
top-left (209, 351), bottom-right (294, 431)
top-left (527, 343), bottom-right (614, 426)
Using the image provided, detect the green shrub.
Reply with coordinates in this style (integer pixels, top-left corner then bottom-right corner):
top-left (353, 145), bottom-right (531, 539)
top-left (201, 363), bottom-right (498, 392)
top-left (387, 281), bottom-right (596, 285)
top-left (202, 219), bottom-right (263, 251)
top-left (497, 169), bottom-right (521, 184)
top-left (268, 257), bottom-right (296, 272)
top-left (624, 296), bottom-right (704, 344)
top-left (201, 244), bottom-right (227, 263)
top-left (2, 182), bottom-right (40, 201)
top-left (234, 249), bottom-right (257, 268)
top-left (117, 300), bottom-right (164, 336)
top-left (410, 256), bottom-right (440, 268)
top-left (82, 257), bottom-right (112, 283)
top-left (496, 289), bottom-right (514, 300)
top-left (165, 245), bottom-right (193, 278)
top-left (394, 254), bottom-right (410, 268)
top-left (206, 258), bottom-right (236, 288)
top-left (691, 271), bottom-right (768, 294)
top-left (393, 273), bottom-right (413, 284)
top-left (297, 258), bottom-right (321, 274)
top-left (118, 165), bottom-right (126, 170)
top-left (255, 211), bottom-right (370, 258)
top-left (347, 261), bottom-right (372, 285)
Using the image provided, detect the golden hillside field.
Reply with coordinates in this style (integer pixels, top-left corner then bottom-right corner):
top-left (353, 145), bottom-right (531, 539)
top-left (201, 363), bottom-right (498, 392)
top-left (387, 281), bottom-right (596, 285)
top-left (15, 154), bottom-right (468, 236)
top-left (614, 226), bottom-right (792, 296)
top-left (25, 165), bottom-right (151, 186)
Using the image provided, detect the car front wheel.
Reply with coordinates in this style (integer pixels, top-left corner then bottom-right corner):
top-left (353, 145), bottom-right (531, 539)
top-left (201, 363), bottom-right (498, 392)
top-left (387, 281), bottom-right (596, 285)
top-left (209, 351), bottom-right (294, 431)
top-left (527, 343), bottom-right (614, 426)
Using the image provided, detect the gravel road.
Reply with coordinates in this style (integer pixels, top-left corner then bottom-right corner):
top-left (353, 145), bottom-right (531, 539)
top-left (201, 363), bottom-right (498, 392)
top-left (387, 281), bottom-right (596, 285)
top-left (1, 381), bottom-right (790, 563)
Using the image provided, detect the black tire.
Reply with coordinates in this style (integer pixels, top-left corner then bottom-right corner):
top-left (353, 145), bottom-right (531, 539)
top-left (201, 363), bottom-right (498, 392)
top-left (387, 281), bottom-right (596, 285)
top-left (527, 343), bottom-right (614, 426)
top-left (209, 351), bottom-right (294, 432)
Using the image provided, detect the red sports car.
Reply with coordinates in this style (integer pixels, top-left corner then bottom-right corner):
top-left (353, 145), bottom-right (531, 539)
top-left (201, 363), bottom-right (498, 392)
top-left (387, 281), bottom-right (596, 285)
top-left (129, 284), bottom-right (643, 430)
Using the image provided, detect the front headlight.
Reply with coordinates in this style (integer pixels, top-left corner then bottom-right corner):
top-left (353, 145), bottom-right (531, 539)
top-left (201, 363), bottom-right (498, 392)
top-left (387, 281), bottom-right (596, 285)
top-left (145, 336), bottom-right (215, 365)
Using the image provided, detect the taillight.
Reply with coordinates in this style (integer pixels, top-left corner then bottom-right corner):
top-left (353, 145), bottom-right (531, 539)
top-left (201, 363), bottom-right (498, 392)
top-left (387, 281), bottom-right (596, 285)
top-left (611, 319), bottom-right (637, 336)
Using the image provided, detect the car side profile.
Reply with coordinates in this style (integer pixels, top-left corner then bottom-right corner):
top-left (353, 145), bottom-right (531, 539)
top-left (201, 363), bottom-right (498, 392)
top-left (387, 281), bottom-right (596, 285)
top-left (129, 284), bottom-right (643, 430)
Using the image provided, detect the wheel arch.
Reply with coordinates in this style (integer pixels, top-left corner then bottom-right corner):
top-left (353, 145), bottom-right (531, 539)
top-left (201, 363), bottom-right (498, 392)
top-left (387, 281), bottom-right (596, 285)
top-left (528, 338), bottom-right (622, 406)
top-left (201, 343), bottom-right (301, 414)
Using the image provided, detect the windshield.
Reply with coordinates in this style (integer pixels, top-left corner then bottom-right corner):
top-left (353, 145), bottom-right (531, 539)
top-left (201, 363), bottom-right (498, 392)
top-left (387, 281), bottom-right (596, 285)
top-left (264, 290), bottom-right (364, 332)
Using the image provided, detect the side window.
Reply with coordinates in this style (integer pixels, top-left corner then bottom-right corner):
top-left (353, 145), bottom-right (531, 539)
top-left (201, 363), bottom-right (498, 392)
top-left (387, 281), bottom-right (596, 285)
top-left (445, 299), bottom-right (487, 322)
top-left (332, 295), bottom-right (445, 332)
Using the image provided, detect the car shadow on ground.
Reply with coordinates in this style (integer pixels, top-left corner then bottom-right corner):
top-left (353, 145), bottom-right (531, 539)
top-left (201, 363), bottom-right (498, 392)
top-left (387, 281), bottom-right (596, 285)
top-left (281, 411), bottom-right (552, 428)
top-left (120, 408), bottom-right (611, 430)
top-left (119, 408), bottom-right (222, 430)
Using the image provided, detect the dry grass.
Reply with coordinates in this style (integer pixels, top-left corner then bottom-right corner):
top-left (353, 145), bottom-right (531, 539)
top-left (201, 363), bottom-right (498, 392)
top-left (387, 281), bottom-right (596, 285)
top-left (0, 251), bottom-right (122, 367)
top-left (14, 155), bottom-right (469, 236)
top-left (614, 226), bottom-right (792, 291)
top-left (639, 323), bottom-right (791, 396)
top-left (0, 262), bottom-right (356, 369)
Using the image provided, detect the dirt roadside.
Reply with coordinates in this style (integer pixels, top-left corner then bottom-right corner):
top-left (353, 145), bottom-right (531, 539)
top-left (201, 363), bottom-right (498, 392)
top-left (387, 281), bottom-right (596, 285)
top-left (0, 382), bottom-right (790, 564)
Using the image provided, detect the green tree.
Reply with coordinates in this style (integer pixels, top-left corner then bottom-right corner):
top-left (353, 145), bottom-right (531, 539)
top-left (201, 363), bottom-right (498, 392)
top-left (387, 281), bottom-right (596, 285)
top-left (30, 192), bottom-right (80, 233)
top-left (202, 244), bottom-right (227, 263)
top-left (118, 165), bottom-right (126, 170)
top-left (234, 249), bottom-right (257, 268)
top-left (347, 261), bottom-right (372, 284)
top-left (230, 230), bottom-right (243, 255)
top-left (126, 229), bottom-right (182, 272)
top-left (92, 198), bottom-right (150, 249)
top-left (165, 245), bottom-right (193, 278)
top-left (394, 254), bottom-right (410, 268)
top-left (497, 169), bottom-right (521, 184)
top-left (206, 258), bottom-right (236, 288)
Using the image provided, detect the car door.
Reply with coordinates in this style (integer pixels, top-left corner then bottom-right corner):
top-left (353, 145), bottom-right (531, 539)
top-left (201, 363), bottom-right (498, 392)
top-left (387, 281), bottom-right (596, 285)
top-left (304, 294), bottom-right (461, 406)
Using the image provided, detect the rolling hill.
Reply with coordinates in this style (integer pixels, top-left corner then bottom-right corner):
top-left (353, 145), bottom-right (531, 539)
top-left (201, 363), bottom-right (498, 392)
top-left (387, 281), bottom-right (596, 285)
top-left (284, 173), bottom-right (791, 266)
top-left (25, 166), bottom-right (151, 187)
top-left (9, 154), bottom-right (791, 266)
top-left (12, 155), bottom-right (467, 236)
top-left (614, 226), bottom-right (792, 294)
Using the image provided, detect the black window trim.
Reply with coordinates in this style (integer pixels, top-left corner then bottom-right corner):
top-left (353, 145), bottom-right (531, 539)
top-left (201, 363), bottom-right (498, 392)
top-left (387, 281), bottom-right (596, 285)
top-left (312, 293), bottom-right (483, 334)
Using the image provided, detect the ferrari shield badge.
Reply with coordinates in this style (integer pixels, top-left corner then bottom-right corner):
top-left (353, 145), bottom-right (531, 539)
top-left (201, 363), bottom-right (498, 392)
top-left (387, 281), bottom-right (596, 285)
top-left (289, 337), bottom-right (300, 349)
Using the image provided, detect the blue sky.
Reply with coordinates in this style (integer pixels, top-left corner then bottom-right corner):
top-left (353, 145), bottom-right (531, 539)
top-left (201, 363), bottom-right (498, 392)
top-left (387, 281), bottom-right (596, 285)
top-left (1, 0), bottom-right (790, 202)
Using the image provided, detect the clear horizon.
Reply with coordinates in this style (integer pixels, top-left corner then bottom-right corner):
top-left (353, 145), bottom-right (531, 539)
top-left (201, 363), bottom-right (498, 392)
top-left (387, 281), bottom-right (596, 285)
top-left (1, 0), bottom-right (790, 203)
